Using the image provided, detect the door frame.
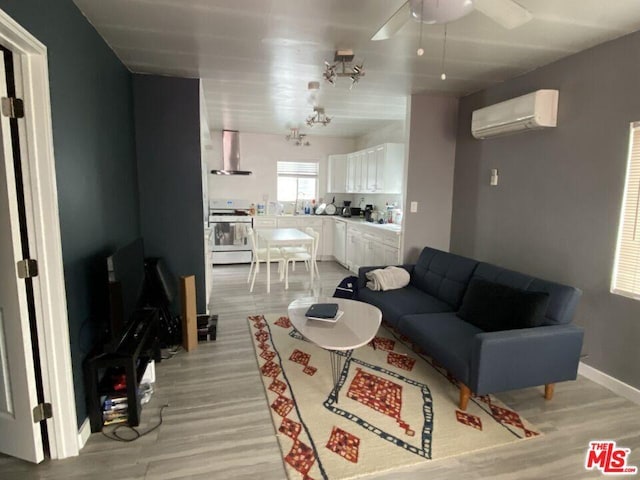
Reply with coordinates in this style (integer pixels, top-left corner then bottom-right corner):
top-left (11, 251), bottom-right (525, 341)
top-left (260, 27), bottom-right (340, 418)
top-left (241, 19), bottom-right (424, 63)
top-left (0, 9), bottom-right (78, 459)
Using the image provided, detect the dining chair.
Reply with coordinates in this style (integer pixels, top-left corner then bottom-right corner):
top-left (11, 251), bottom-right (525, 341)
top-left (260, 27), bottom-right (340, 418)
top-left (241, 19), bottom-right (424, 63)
top-left (247, 227), bottom-right (285, 293)
top-left (280, 227), bottom-right (318, 272)
top-left (283, 228), bottom-right (320, 290)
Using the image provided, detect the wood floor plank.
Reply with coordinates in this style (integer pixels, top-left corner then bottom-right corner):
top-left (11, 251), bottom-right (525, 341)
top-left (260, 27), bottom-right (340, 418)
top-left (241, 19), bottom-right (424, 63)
top-left (0, 260), bottom-right (639, 479)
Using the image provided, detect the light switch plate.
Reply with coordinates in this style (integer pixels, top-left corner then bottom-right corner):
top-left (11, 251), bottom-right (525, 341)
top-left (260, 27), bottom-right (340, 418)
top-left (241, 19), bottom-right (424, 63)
top-left (490, 169), bottom-right (499, 186)
top-left (410, 201), bottom-right (418, 213)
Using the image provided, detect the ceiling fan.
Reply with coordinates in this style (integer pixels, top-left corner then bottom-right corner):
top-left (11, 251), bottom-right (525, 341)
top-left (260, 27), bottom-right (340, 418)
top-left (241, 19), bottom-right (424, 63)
top-left (371, 0), bottom-right (532, 41)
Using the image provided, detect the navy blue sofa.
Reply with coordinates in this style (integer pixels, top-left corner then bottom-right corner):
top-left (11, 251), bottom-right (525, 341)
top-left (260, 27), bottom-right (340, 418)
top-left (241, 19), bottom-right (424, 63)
top-left (358, 247), bottom-right (583, 410)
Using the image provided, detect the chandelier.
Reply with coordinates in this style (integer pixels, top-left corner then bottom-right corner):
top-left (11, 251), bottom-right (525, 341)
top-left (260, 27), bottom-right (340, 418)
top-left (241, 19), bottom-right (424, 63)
top-left (306, 107), bottom-right (331, 127)
top-left (323, 49), bottom-right (365, 90)
top-left (285, 128), bottom-right (310, 146)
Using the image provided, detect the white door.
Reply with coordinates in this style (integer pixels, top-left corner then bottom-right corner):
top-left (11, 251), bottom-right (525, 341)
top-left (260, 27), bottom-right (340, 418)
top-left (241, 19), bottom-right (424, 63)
top-left (0, 49), bottom-right (45, 463)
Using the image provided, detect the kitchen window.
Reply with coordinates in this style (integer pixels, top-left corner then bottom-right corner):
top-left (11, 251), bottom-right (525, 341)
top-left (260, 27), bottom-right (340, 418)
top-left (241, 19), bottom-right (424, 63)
top-left (612, 122), bottom-right (640, 299)
top-left (277, 161), bottom-right (318, 203)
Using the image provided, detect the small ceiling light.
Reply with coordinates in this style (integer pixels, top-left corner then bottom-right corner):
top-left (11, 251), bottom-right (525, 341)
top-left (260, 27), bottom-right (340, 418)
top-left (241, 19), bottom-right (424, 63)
top-left (285, 128), bottom-right (310, 146)
top-left (306, 106), bottom-right (331, 127)
top-left (440, 24), bottom-right (448, 80)
top-left (417, 0), bottom-right (425, 56)
top-left (322, 50), bottom-right (365, 89)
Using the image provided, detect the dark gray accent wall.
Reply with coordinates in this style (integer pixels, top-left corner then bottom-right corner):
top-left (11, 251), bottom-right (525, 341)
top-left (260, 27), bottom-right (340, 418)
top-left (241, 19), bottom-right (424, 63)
top-left (133, 74), bottom-right (206, 313)
top-left (0, 1), bottom-right (140, 425)
top-left (404, 94), bottom-right (459, 262)
top-left (451, 30), bottom-right (640, 389)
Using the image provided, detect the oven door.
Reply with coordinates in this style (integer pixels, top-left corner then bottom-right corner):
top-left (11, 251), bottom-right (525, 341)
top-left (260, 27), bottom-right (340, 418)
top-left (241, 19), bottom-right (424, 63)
top-left (211, 221), bottom-right (252, 252)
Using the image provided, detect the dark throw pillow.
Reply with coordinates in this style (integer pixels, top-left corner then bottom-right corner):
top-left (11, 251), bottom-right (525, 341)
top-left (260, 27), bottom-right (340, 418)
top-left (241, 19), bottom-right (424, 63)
top-left (457, 278), bottom-right (550, 332)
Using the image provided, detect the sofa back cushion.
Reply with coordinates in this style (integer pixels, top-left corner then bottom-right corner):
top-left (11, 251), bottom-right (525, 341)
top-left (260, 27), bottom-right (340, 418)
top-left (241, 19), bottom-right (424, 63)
top-left (472, 263), bottom-right (582, 326)
top-left (410, 247), bottom-right (479, 309)
top-left (457, 278), bottom-right (550, 331)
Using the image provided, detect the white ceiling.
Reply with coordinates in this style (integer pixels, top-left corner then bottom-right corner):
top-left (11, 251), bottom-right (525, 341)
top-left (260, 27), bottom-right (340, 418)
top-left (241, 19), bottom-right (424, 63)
top-left (73, 0), bottom-right (640, 138)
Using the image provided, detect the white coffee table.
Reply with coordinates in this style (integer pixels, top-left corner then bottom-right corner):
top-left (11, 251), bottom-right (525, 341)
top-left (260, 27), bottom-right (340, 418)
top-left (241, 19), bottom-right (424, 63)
top-left (288, 297), bottom-right (382, 402)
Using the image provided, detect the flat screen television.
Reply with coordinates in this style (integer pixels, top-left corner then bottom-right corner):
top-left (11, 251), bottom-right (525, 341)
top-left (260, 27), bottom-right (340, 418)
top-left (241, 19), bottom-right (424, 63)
top-left (106, 238), bottom-right (146, 343)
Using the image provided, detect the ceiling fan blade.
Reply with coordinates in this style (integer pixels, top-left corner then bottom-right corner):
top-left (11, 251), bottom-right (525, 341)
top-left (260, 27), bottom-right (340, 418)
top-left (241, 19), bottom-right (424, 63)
top-left (371, 1), bottom-right (411, 41)
top-left (473, 0), bottom-right (533, 29)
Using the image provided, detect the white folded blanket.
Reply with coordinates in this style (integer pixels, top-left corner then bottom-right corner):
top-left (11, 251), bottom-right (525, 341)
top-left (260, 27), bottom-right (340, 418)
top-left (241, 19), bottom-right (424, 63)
top-left (365, 266), bottom-right (410, 291)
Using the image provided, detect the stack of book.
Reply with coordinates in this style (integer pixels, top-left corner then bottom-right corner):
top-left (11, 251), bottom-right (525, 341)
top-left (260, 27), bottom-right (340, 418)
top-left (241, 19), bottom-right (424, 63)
top-left (102, 394), bottom-right (128, 426)
top-left (305, 303), bottom-right (344, 323)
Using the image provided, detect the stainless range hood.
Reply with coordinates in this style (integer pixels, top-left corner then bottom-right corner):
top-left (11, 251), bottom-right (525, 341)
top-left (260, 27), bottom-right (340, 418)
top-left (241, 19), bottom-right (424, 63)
top-left (211, 130), bottom-right (252, 175)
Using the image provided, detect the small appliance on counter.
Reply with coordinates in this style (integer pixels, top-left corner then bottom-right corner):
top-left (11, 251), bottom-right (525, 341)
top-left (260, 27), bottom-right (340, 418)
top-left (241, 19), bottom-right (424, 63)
top-left (342, 200), bottom-right (352, 218)
top-left (364, 204), bottom-right (374, 222)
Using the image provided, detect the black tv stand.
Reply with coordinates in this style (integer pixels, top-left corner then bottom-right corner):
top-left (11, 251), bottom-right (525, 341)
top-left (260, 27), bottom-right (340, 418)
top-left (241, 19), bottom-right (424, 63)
top-left (85, 308), bottom-right (161, 432)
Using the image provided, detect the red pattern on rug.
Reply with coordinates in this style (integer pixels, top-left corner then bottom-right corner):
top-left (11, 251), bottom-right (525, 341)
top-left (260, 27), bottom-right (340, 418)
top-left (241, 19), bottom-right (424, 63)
top-left (290, 349), bottom-right (311, 366)
top-left (260, 350), bottom-right (276, 361)
top-left (368, 336), bottom-right (395, 352)
top-left (476, 392), bottom-right (540, 438)
top-left (249, 314), bottom-right (321, 478)
top-left (275, 316), bottom-right (292, 328)
top-left (280, 417), bottom-right (302, 439)
top-left (326, 426), bottom-right (360, 463)
top-left (303, 365), bottom-right (317, 376)
top-left (269, 378), bottom-right (287, 395)
top-left (261, 360), bottom-right (281, 378)
top-left (272, 395), bottom-right (294, 417)
top-left (347, 367), bottom-right (414, 436)
top-left (456, 410), bottom-right (483, 431)
top-left (387, 352), bottom-right (416, 371)
top-left (285, 439), bottom-right (316, 476)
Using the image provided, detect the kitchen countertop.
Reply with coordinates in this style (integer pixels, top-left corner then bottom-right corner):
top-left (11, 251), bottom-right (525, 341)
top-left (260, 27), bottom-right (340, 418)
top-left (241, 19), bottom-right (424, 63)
top-left (255, 214), bottom-right (402, 234)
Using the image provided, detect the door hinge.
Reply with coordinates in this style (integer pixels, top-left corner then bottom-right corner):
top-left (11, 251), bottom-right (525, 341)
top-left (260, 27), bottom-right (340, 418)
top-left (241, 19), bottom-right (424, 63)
top-left (32, 403), bottom-right (52, 423)
top-left (17, 259), bottom-right (38, 279)
top-left (1, 96), bottom-right (24, 119)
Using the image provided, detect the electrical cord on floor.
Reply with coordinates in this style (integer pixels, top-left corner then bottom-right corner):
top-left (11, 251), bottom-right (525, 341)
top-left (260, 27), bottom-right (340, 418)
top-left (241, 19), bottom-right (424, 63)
top-left (101, 404), bottom-right (169, 442)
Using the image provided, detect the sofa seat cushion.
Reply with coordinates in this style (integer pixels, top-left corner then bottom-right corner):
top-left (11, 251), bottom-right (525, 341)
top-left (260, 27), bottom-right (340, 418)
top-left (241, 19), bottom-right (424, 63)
top-left (457, 278), bottom-right (550, 332)
top-left (358, 285), bottom-right (453, 328)
top-left (397, 313), bottom-right (483, 385)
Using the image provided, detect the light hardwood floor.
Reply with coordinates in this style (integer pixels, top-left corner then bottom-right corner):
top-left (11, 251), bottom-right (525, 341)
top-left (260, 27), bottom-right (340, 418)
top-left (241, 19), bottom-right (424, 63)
top-left (1, 261), bottom-right (639, 479)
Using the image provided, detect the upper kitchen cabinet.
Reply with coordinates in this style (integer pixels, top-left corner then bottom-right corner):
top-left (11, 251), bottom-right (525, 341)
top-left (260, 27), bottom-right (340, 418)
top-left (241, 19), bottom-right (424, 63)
top-left (327, 143), bottom-right (405, 194)
top-left (328, 154), bottom-right (347, 194)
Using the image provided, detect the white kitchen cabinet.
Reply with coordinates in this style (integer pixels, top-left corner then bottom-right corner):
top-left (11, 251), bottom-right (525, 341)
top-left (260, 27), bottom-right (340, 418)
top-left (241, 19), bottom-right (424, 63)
top-left (379, 143), bottom-right (404, 194)
top-left (333, 220), bottom-right (347, 267)
top-left (383, 244), bottom-right (400, 265)
top-left (253, 217), bottom-right (277, 230)
top-left (343, 222), bottom-right (402, 273)
top-left (328, 154), bottom-right (347, 193)
top-left (341, 143), bottom-right (404, 194)
top-left (321, 217), bottom-right (334, 260)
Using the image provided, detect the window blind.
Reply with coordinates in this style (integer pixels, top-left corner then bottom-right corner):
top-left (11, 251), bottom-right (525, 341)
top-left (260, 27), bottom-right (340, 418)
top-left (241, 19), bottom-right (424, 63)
top-left (277, 161), bottom-right (318, 176)
top-left (612, 122), bottom-right (640, 299)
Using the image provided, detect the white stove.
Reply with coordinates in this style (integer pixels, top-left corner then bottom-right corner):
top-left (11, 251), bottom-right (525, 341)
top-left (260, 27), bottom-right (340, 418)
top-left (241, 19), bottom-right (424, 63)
top-left (208, 199), bottom-right (253, 264)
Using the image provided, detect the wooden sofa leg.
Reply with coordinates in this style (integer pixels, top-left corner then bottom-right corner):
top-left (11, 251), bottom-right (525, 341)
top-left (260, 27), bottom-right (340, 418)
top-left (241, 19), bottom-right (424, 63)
top-left (459, 384), bottom-right (471, 411)
top-left (544, 383), bottom-right (555, 400)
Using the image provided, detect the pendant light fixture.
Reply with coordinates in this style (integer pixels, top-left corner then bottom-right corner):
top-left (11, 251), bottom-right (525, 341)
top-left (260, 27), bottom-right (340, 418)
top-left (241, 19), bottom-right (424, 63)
top-left (440, 24), bottom-right (448, 80)
top-left (416, 0), bottom-right (425, 56)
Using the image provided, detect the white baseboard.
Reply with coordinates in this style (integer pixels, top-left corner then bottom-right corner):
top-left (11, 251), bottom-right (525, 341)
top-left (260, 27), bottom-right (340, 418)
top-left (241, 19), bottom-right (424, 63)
top-left (77, 417), bottom-right (91, 450)
top-left (579, 362), bottom-right (640, 405)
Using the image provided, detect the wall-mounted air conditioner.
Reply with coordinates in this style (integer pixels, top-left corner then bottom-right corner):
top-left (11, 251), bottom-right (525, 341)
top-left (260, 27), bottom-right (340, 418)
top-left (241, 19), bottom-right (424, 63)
top-left (471, 89), bottom-right (559, 139)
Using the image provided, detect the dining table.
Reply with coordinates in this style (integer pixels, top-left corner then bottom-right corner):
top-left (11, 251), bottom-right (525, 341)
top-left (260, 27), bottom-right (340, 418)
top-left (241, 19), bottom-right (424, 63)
top-left (256, 228), bottom-right (314, 293)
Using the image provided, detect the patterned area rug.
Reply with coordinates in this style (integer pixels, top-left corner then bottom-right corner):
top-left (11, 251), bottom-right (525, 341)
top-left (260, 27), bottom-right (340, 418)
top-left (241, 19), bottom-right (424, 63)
top-left (248, 314), bottom-right (540, 480)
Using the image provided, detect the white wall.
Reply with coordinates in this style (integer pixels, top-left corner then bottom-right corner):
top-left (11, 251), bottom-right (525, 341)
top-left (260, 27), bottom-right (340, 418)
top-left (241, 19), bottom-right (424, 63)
top-left (207, 132), bottom-right (355, 206)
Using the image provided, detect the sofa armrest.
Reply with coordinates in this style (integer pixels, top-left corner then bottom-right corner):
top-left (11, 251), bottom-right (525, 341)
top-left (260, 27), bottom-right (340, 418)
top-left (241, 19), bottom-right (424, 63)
top-left (358, 264), bottom-right (414, 290)
top-left (469, 325), bottom-right (584, 395)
